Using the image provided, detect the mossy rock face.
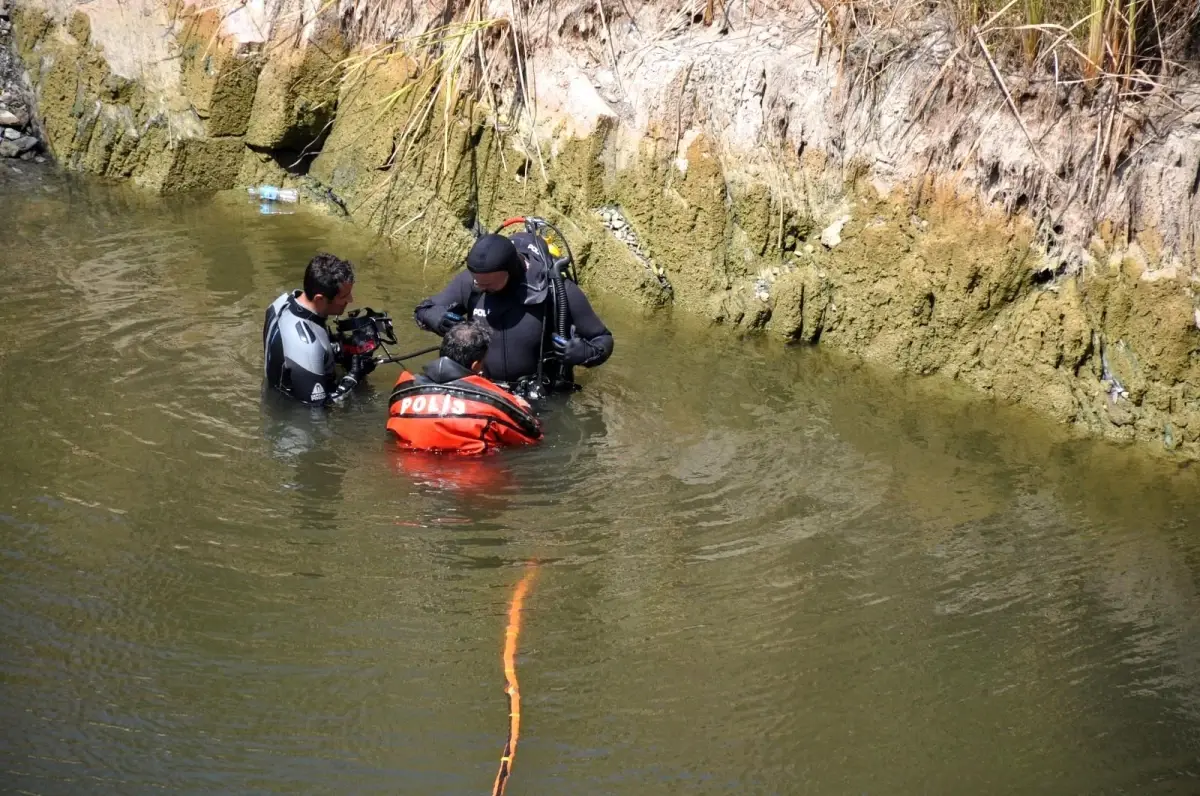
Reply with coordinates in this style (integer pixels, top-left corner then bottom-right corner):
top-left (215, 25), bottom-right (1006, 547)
top-left (66, 10), bottom-right (91, 46)
top-left (309, 55), bottom-right (414, 193)
top-left (178, 8), bottom-right (263, 137)
top-left (546, 117), bottom-right (616, 214)
top-left (237, 146), bottom-right (294, 189)
top-left (160, 137), bottom-right (247, 193)
top-left (767, 264), bottom-right (834, 343)
top-left (611, 132), bottom-right (731, 312)
top-left (10, 5), bottom-right (251, 193)
top-left (1077, 261), bottom-right (1200, 417)
top-left (9, 5), bottom-right (54, 65)
top-left (77, 102), bottom-right (139, 175)
top-left (33, 37), bottom-right (112, 158)
top-left (244, 32), bottom-right (346, 151)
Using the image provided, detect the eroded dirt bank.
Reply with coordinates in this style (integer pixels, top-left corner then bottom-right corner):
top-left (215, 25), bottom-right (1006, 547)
top-left (6, 0), bottom-right (1200, 457)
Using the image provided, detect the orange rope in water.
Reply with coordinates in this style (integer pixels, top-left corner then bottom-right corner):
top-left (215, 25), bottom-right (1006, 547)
top-left (491, 565), bottom-right (537, 796)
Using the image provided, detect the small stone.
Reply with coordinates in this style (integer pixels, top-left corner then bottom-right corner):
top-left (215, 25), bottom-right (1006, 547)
top-left (19, 150), bottom-right (34, 161)
top-left (611, 217), bottom-right (626, 230)
top-left (820, 214), bottom-right (850, 249)
top-left (1164, 424), bottom-right (1179, 451)
top-left (1106, 398), bottom-right (1136, 427)
top-left (0, 140), bottom-right (18, 158)
top-left (34, 156), bottom-right (45, 164)
top-left (804, 243), bottom-right (814, 254)
top-left (12, 136), bottom-right (38, 153)
top-left (0, 110), bottom-right (22, 127)
top-left (2, 127), bottom-right (18, 140)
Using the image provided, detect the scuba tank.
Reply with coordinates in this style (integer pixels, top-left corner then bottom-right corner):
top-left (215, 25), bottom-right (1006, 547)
top-left (490, 215), bottom-right (580, 396)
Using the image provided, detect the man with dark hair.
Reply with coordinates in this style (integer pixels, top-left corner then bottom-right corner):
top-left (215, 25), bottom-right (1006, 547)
top-left (387, 320), bottom-right (543, 454)
top-left (263, 252), bottom-right (376, 405)
top-left (439, 318), bottom-right (492, 371)
top-left (413, 232), bottom-right (613, 395)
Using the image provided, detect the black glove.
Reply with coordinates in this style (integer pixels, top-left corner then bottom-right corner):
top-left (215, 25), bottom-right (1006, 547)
top-left (351, 353), bottom-right (376, 378)
top-left (551, 334), bottom-right (594, 366)
top-left (437, 311), bottom-right (464, 334)
top-left (328, 370), bottom-right (359, 404)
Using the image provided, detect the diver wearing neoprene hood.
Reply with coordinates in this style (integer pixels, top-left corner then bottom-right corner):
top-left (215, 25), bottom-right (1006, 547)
top-left (413, 229), bottom-right (613, 394)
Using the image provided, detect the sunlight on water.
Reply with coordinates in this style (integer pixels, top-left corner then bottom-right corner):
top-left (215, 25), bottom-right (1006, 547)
top-left (2, 166), bottom-right (1200, 794)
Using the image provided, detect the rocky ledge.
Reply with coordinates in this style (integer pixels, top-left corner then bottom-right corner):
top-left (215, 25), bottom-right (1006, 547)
top-left (0, 0), bottom-right (42, 162)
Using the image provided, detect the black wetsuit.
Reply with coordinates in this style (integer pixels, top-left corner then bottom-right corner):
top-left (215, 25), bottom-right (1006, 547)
top-left (413, 252), bottom-right (614, 385)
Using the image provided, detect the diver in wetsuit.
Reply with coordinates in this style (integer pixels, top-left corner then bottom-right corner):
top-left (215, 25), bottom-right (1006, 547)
top-left (262, 252), bottom-right (376, 405)
top-left (413, 233), bottom-right (613, 395)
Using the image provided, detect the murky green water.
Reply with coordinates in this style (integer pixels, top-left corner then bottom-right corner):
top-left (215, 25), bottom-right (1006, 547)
top-left (3, 165), bottom-right (1200, 794)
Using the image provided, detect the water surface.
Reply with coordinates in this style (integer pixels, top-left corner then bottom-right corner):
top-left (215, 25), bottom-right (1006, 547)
top-left (2, 165), bottom-right (1200, 794)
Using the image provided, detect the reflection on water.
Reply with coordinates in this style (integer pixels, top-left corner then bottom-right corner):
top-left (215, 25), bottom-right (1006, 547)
top-left (2, 165), bottom-right (1200, 794)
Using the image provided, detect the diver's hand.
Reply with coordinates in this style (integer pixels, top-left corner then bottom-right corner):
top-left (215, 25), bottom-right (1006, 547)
top-left (551, 334), bottom-right (594, 366)
top-left (329, 372), bottom-right (359, 404)
top-left (352, 353), bottom-right (377, 377)
top-left (415, 301), bottom-right (463, 335)
top-left (329, 355), bottom-right (372, 405)
top-left (437, 311), bottom-right (464, 334)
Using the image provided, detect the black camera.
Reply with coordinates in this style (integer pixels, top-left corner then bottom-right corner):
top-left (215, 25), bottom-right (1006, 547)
top-left (331, 307), bottom-right (397, 365)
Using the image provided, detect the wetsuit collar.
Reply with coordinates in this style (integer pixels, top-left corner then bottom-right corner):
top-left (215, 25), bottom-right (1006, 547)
top-left (286, 289), bottom-right (326, 324)
top-left (421, 356), bottom-right (475, 384)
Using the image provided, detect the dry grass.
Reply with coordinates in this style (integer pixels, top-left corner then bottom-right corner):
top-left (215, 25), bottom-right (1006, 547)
top-left (951, 0), bottom-right (1197, 86)
top-left (211, 0), bottom-right (1195, 239)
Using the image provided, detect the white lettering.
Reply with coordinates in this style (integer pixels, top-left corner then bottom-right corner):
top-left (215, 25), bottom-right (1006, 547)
top-left (413, 396), bottom-right (427, 412)
top-left (452, 399), bottom-right (466, 415)
top-left (472, 307), bottom-right (487, 318)
top-left (399, 397), bottom-right (412, 414)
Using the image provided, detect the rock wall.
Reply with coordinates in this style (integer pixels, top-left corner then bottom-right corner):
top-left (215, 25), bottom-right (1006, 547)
top-left (4, 0), bottom-right (346, 194)
top-left (0, 0), bottom-right (44, 161)
top-left (6, 0), bottom-right (1200, 459)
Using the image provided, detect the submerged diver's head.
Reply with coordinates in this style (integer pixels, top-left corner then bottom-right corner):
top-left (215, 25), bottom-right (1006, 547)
top-left (301, 252), bottom-right (355, 317)
top-left (466, 234), bottom-right (523, 293)
top-left (441, 320), bottom-right (490, 374)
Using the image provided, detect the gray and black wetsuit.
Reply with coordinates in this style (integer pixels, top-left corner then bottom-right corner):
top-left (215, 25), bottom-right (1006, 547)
top-left (262, 290), bottom-right (361, 405)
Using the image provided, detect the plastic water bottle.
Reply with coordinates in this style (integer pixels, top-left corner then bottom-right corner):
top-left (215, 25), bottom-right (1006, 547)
top-left (258, 202), bottom-right (295, 215)
top-left (247, 185), bottom-right (299, 203)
